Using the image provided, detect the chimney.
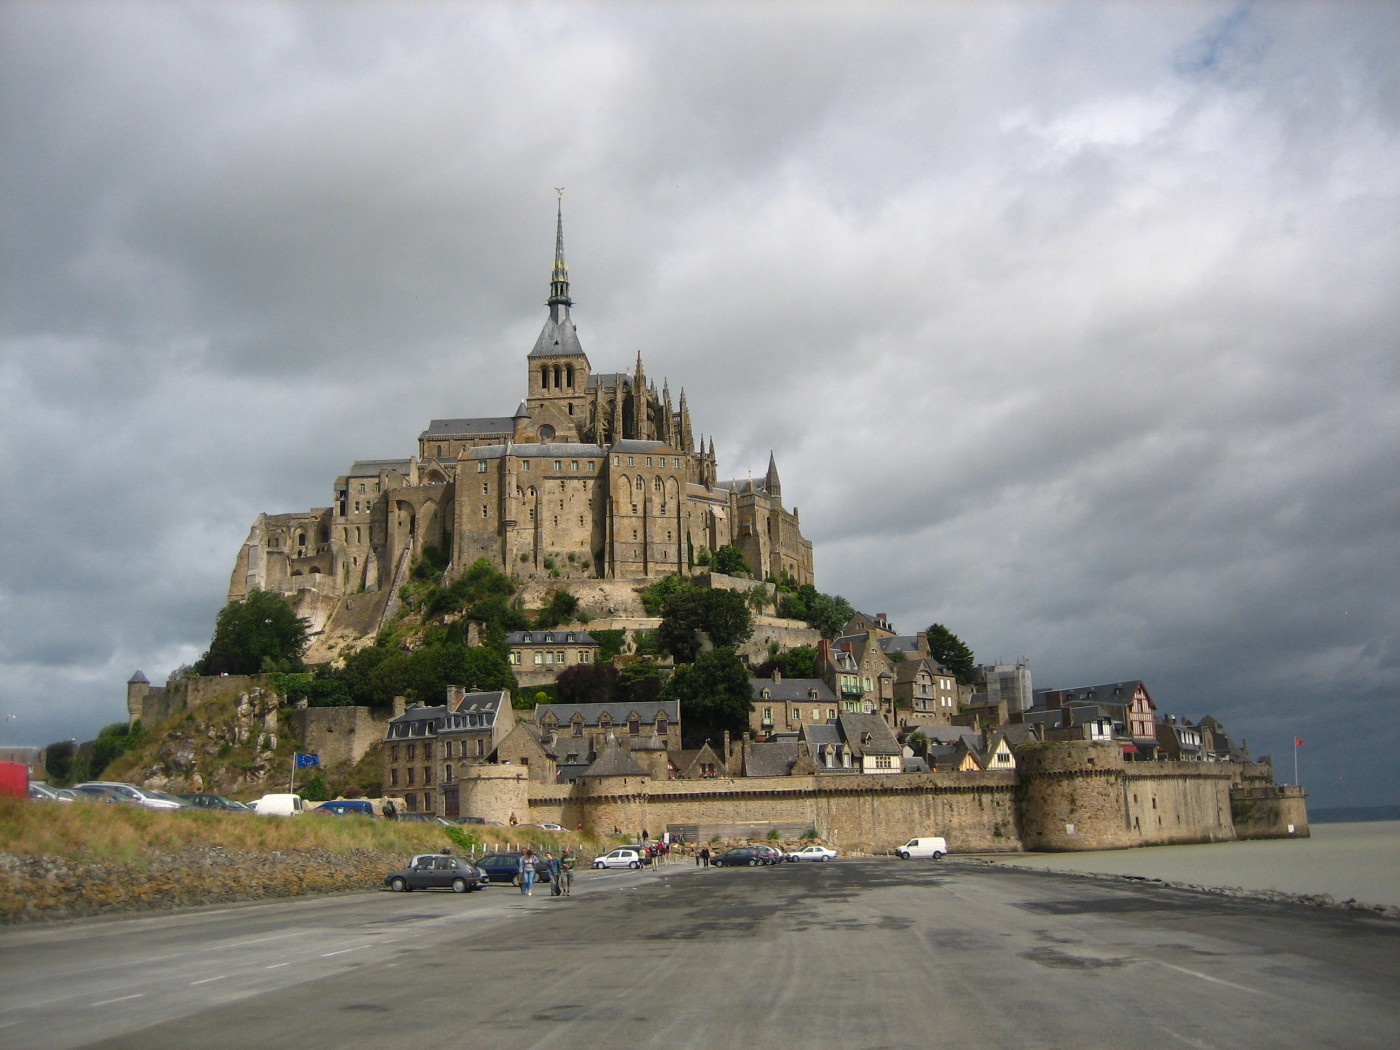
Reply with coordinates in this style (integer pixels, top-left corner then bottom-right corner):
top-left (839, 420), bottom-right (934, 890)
top-left (445, 684), bottom-right (465, 710)
top-left (392, 695), bottom-right (407, 718)
top-left (772, 668), bottom-right (782, 683)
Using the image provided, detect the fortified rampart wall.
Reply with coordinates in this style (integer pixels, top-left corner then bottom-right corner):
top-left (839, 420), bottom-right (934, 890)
top-left (460, 741), bottom-right (1299, 853)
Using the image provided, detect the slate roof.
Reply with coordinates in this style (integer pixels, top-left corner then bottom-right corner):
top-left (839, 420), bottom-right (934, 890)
top-left (528, 313), bottom-right (584, 359)
top-left (581, 742), bottom-right (649, 778)
top-left (504, 630), bottom-right (598, 646)
top-left (536, 701), bottom-right (679, 725)
top-left (837, 712), bottom-right (902, 757)
top-left (743, 740), bottom-right (801, 777)
top-left (464, 443), bottom-right (605, 459)
top-left (420, 417), bottom-right (516, 438)
top-left (348, 459), bottom-right (412, 475)
top-left (609, 439), bottom-right (672, 454)
top-left (749, 678), bottom-right (838, 703)
top-left (877, 636), bottom-right (925, 654)
top-left (449, 690), bottom-right (508, 716)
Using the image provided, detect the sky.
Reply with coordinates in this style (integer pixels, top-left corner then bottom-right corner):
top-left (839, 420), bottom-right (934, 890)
top-left (2, 1), bottom-right (1396, 809)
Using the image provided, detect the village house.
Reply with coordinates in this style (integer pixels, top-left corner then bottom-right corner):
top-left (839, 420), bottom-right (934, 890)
top-left (382, 688), bottom-right (515, 815)
top-left (505, 629), bottom-right (600, 688)
top-left (748, 672), bottom-right (840, 738)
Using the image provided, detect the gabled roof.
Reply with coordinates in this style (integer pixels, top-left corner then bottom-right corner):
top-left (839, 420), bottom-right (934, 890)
top-left (609, 439), bottom-right (673, 454)
top-left (742, 740), bottom-right (801, 777)
top-left (581, 742), bottom-right (649, 778)
top-left (837, 712), bottom-right (902, 756)
top-left (420, 417), bottom-right (516, 437)
top-left (464, 442), bottom-right (605, 459)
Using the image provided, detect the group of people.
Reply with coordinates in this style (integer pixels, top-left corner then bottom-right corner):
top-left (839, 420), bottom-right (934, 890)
top-left (517, 848), bottom-right (574, 897)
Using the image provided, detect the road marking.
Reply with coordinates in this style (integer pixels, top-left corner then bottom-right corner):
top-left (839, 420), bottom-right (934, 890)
top-left (1154, 961), bottom-right (1268, 997)
top-left (91, 994), bottom-right (145, 1007)
top-left (189, 976), bottom-right (225, 985)
top-left (321, 945), bottom-right (369, 957)
top-left (265, 962), bottom-right (290, 969)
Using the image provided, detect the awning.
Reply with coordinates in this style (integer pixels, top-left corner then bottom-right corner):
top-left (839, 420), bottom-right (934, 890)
top-left (1120, 743), bottom-right (1139, 753)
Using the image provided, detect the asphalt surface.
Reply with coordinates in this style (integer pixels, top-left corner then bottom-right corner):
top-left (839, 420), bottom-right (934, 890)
top-left (2, 857), bottom-right (1397, 1050)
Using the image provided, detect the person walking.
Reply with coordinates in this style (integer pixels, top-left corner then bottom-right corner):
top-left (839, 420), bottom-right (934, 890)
top-left (545, 851), bottom-right (562, 896)
top-left (559, 848), bottom-right (575, 896)
top-left (518, 848), bottom-right (537, 896)
top-left (700, 846), bottom-right (711, 867)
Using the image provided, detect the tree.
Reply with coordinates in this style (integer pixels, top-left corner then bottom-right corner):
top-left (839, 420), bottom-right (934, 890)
top-left (44, 739), bottom-right (76, 784)
top-left (88, 721), bottom-right (146, 780)
top-left (196, 590), bottom-right (309, 676)
top-left (925, 623), bottom-right (975, 684)
top-left (657, 587), bottom-right (753, 663)
top-left (590, 629), bottom-right (627, 662)
top-left (616, 659), bottom-right (668, 704)
top-left (710, 544), bottom-right (751, 577)
top-left (660, 648), bottom-right (752, 748)
top-left (778, 584), bottom-right (854, 638)
top-left (556, 663), bottom-right (620, 705)
top-left (639, 573), bottom-right (693, 616)
top-left (754, 645), bottom-right (819, 681)
top-left (533, 590), bottom-right (580, 629)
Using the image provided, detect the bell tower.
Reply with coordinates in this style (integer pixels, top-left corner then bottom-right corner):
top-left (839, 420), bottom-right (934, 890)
top-left (525, 190), bottom-right (591, 442)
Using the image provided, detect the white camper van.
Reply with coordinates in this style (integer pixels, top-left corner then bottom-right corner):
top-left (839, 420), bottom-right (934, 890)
top-left (895, 836), bottom-right (947, 859)
top-left (250, 793), bottom-right (304, 817)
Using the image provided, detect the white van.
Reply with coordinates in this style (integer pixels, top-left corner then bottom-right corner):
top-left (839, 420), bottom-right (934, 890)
top-left (895, 836), bottom-right (947, 859)
top-left (251, 793), bottom-right (304, 816)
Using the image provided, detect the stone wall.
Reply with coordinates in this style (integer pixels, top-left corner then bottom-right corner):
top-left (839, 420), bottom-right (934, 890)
top-left (454, 741), bottom-right (1294, 854)
top-left (1231, 785), bottom-right (1311, 840)
top-left (293, 705), bottom-right (390, 768)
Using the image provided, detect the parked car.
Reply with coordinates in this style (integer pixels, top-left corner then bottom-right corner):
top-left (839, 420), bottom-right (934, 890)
top-left (311, 800), bottom-right (376, 817)
top-left (249, 793), bottom-right (304, 816)
top-left (72, 782), bottom-right (188, 810)
top-left (894, 836), bottom-right (947, 860)
top-left (179, 793), bottom-right (252, 812)
top-left (752, 844), bottom-right (784, 864)
top-left (28, 783), bottom-right (76, 802)
top-left (593, 848), bottom-right (645, 869)
top-left (475, 852), bottom-right (552, 885)
top-left (395, 812), bottom-right (453, 825)
top-left (537, 822), bottom-right (565, 831)
top-left (384, 854), bottom-right (487, 893)
top-left (713, 846), bottom-right (769, 867)
top-left (785, 845), bottom-right (838, 862)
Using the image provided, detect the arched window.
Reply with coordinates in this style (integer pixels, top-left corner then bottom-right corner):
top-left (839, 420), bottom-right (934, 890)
top-left (566, 364), bottom-right (575, 387)
top-left (635, 477), bottom-right (644, 491)
top-left (553, 364), bottom-right (562, 388)
top-left (540, 365), bottom-right (550, 389)
top-left (654, 477), bottom-right (663, 492)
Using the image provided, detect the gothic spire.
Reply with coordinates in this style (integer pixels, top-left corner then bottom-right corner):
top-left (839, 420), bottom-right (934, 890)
top-left (548, 188), bottom-right (571, 313)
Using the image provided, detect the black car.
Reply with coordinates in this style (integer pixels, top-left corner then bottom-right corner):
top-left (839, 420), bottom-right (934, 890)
top-left (475, 852), bottom-right (552, 885)
top-left (384, 855), bottom-right (487, 893)
top-left (713, 846), bottom-right (768, 867)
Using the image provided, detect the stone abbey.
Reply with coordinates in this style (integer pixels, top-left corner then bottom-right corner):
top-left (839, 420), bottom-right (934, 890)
top-left (228, 201), bottom-right (813, 640)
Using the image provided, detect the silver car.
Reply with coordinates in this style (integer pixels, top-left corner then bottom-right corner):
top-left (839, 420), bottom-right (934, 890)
top-left (72, 782), bottom-right (188, 810)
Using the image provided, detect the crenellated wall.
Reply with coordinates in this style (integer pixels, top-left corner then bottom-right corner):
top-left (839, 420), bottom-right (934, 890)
top-left (457, 741), bottom-right (1301, 853)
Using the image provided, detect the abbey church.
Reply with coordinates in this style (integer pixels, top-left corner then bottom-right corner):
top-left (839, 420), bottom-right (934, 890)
top-left (228, 201), bottom-right (814, 637)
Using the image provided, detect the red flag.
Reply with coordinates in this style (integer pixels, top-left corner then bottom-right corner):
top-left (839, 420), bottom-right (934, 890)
top-left (1294, 737), bottom-right (1304, 746)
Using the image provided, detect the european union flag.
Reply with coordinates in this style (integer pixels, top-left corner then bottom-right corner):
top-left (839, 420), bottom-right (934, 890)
top-left (295, 752), bottom-right (320, 768)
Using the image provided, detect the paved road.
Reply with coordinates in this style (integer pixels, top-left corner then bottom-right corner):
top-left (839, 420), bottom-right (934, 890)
top-left (3, 858), bottom-right (1397, 1049)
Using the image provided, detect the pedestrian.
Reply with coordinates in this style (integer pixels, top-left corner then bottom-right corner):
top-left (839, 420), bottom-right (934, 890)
top-left (700, 846), bottom-right (711, 867)
top-left (518, 848), bottom-right (536, 896)
top-left (545, 851), bottom-right (562, 896)
top-left (382, 799), bottom-right (396, 820)
top-left (559, 848), bottom-right (575, 896)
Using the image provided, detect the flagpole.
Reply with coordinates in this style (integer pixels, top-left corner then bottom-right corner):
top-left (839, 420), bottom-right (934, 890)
top-left (1293, 738), bottom-right (1299, 787)
top-left (290, 752), bottom-right (296, 794)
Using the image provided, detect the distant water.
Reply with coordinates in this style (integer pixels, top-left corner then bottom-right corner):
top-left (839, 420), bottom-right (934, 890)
top-left (974, 822), bottom-right (1400, 910)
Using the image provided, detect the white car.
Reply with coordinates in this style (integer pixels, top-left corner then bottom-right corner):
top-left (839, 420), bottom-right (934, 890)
top-left (593, 848), bottom-right (645, 869)
top-left (785, 845), bottom-right (838, 862)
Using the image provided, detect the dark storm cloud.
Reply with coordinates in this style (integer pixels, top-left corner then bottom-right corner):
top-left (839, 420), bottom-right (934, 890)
top-left (2, 1), bottom-right (1396, 807)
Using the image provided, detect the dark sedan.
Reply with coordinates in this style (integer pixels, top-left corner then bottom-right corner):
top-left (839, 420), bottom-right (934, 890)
top-left (712, 846), bottom-right (769, 867)
top-left (475, 852), bottom-right (552, 885)
top-left (384, 855), bottom-right (487, 893)
top-left (179, 793), bottom-right (252, 812)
